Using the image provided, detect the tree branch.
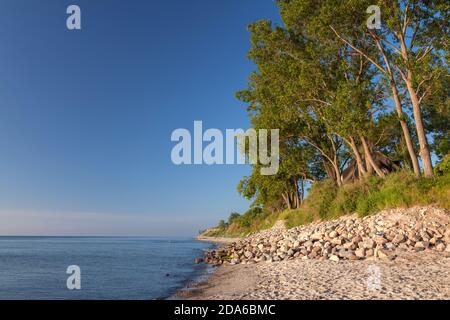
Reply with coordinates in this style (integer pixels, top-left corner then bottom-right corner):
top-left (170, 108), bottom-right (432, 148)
top-left (416, 45), bottom-right (433, 62)
top-left (330, 26), bottom-right (387, 75)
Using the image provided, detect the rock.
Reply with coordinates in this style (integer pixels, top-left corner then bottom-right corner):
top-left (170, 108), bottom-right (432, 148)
top-left (376, 249), bottom-right (388, 259)
top-left (312, 246), bottom-right (322, 253)
top-left (351, 235), bottom-right (362, 244)
top-left (329, 255), bottom-right (340, 262)
top-left (338, 249), bottom-right (356, 260)
top-left (373, 235), bottom-right (387, 245)
top-left (343, 242), bottom-right (356, 250)
top-left (385, 242), bottom-right (396, 250)
top-left (313, 241), bottom-right (323, 248)
top-left (194, 257), bottom-right (204, 264)
top-left (329, 231), bottom-right (338, 238)
top-left (244, 251), bottom-right (254, 259)
top-left (392, 234), bottom-right (406, 244)
top-left (297, 232), bottom-right (310, 241)
top-left (311, 232), bottom-right (323, 240)
top-left (363, 239), bottom-right (375, 249)
top-left (355, 248), bottom-right (366, 258)
top-left (340, 232), bottom-right (349, 240)
top-left (444, 229), bottom-right (450, 243)
top-left (413, 221), bottom-right (423, 231)
top-left (331, 238), bottom-right (343, 246)
top-left (408, 233), bottom-right (421, 242)
top-left (303, 240), bottom-right (313, 248)
top-left (414, 242), bottom-right (426, 251)
top-left (202, 206), bottom-right (449, 266)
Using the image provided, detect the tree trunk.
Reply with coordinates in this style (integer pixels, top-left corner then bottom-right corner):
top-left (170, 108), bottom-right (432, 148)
top-left (349, 136), bottom-right (367, 178)
top-left (360, 136), bottom-right (385, 178)
top-left (322, 159), bottom-right (338, 186)
top-left (300, 179), bottom-right (304, 205)
top-left (288, 192), bottom-right (293, 209)
top-left (364, 142), bottom-right (374, 176)
top-left (403, 76), bottom-right (434, 177)
top-left (390, 83), bottom-right (421, 177)
top-left (293, 179), bottom-right (301, 209)
top-left (372, 36), bottom-right (421, 176)
top-left (282, 193), bottom-right (291, 210)
top-left (332, 161), bottom-right (343, 187)
top-left (397, 33), bottom-right (434, 177)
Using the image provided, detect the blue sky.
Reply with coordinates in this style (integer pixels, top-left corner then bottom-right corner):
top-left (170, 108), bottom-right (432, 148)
top-left (0, 0), bottom-right (281, 236)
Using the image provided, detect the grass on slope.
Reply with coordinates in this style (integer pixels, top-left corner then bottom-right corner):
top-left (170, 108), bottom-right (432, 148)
top-left (204, 156), bottom-right (450, 237)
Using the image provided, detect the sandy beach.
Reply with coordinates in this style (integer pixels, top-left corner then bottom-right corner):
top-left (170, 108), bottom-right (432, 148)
top-left (182, 250), bottom-right (450, 300)
top-left (196, 236), bottom-right (240, 245)
top-left (179, 207), bottom-right (450, 300)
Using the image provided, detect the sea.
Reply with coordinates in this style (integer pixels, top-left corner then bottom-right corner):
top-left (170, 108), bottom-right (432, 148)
top-left (0, 236), bottom-right (215, 300)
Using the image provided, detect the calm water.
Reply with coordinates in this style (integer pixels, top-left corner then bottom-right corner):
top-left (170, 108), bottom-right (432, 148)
top-left (0, 237), bottom-right (213, 300)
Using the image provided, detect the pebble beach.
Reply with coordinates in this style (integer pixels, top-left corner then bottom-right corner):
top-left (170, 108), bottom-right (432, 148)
top-left (180, 206), bottom-right (450, 299)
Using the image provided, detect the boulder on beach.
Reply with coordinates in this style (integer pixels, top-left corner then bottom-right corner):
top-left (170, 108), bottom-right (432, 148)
top-left (204, 206), bottom-right (450, 266)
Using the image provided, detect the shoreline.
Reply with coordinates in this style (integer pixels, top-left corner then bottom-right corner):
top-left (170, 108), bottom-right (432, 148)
top-left (195, 235), bottom-right (241, 245)
top-left (178, 250), bottom-right (450, 300)
top-left (178, 206), bottom-right (450, 300)
top-left (171, 236), bottom-right (240, 299)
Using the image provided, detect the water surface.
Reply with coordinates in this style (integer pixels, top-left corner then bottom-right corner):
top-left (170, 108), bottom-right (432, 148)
top-left (0, 236), bottom-right (212, 299)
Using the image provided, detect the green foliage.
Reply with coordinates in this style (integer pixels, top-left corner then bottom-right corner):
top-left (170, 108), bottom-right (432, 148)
top-left (206, 1), bottom-right (450, 237)
top-left (205, 207), bottom-right (275, 237)
top-left (207, 171), bottom-right (450, 236)
top-left (284, 171), bottom-right (450, 228)
top-left (217, 220), bottom-right (227, 229)
top-left (434, 154), bottom-right (450, 177)
top-left (227, 212), bottom-right (241, 225)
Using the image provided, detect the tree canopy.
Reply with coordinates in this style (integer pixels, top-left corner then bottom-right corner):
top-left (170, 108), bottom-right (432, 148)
top-left (237, 0), bottom-right (449, 211)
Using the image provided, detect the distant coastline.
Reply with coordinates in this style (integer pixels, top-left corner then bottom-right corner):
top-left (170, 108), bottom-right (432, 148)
top-left (195, 235), bottom-right (240, 245)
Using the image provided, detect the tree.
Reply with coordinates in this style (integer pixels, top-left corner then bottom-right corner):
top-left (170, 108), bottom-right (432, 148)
top-left (277, 0), bottom-right (423, 176)
top-left (228, 212), bottom-right (241, 225)
top-left (217, 220), bottom-right (227, 229)
top-left (282, 0), bottom-right (448, 176)
top-left (234, 0), bottom-right (448, 213)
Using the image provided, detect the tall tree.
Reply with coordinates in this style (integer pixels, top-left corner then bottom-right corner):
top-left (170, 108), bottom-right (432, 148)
top-left (282, 0), bottom-right (449, 176)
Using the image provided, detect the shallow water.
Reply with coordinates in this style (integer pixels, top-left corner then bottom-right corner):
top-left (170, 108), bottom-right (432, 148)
top-left (0, 236), bottom-right (213, 300)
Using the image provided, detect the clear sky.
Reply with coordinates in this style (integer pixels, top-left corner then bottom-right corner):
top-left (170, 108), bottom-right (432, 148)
top-left (0, 0), bottom-right (281, 236)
